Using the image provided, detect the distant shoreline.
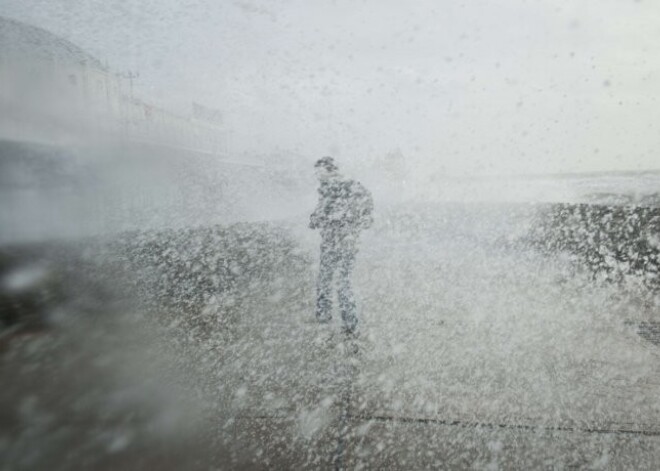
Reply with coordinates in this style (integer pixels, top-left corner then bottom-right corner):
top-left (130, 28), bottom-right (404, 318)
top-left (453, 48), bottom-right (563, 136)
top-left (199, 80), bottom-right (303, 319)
top-left (433, 169), bottom-right (660, 182)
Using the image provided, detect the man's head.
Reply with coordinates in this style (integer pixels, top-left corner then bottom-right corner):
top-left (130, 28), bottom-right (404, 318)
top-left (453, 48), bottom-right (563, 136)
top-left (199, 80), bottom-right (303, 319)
top-left (314, 156), bottom-right (339, 180)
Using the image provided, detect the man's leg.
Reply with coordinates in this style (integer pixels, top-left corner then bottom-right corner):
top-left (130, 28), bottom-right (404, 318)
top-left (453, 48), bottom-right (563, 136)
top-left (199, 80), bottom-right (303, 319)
top-left (316, 238), bottom-right (335, 322)
top-left (337, 242), bottom-right (358, 334)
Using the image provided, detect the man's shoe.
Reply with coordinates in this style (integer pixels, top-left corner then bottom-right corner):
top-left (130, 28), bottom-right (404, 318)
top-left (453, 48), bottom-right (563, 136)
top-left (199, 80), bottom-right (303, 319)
top-left (341, 326), bottom-right (359, 338)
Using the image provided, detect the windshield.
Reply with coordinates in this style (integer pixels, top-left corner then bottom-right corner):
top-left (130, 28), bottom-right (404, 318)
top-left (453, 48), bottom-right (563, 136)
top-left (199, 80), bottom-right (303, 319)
top-left (1, 2), bottom-right (659, 469)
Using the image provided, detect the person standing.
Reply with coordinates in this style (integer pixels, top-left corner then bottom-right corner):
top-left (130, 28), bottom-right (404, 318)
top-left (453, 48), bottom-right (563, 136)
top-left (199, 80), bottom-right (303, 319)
top-left (309, 157), bottom-right (373, 335)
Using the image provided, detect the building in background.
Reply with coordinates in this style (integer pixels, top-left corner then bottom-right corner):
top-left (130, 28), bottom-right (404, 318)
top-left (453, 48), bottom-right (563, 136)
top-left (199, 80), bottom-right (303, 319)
top-left (0, 16), bottom-right (228, 156)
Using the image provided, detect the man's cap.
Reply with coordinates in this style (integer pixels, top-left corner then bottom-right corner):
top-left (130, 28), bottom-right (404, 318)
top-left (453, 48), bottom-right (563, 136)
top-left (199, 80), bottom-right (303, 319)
top-left (314, 156), bottom-right (338, 172)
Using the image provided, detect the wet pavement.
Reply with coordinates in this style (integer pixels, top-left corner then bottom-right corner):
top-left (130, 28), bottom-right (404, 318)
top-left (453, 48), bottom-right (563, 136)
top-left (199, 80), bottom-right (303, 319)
top-left (2, 217), bottom-right (660, 470)
top-left (203, 233), bottom-right (660, 469)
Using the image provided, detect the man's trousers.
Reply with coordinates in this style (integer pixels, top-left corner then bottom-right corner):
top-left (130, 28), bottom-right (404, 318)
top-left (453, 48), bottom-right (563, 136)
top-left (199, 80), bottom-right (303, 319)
top-left (315, 230), bottom-right (358, 333)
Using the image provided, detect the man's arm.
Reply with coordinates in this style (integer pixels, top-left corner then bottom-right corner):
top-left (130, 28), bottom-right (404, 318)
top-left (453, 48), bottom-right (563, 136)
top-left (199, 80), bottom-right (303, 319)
top-left (309, 191), bottom-right (325, 229)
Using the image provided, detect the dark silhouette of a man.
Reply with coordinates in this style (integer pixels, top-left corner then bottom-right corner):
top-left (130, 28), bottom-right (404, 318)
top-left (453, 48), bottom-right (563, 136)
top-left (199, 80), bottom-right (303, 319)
top-left (309, 157), bottom-right (373, 334)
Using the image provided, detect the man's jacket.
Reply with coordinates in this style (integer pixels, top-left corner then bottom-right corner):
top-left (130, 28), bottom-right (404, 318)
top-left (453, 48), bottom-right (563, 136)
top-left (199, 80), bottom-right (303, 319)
top-left (309, 178), bottom-right (374, 234)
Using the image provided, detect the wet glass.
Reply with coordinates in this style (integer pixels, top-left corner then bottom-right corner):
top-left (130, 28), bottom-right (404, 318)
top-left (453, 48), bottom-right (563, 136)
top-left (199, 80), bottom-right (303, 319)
top-left (1, 1), bottom-right (660, 469)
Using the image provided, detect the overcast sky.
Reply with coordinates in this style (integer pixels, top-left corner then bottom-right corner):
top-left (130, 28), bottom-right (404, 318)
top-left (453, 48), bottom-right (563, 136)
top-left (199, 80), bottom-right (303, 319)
top-left (3, 0), bottom-right (660, 176)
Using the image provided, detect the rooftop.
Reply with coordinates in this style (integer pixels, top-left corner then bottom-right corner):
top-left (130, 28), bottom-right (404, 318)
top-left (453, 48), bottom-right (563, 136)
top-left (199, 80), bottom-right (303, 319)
top-left (0, 16), bottom-right (105, 70)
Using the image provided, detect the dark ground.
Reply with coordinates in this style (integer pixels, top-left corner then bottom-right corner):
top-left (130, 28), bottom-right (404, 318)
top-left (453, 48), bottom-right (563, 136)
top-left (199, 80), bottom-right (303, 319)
top-left (2, 205), bottom-right (660, 470)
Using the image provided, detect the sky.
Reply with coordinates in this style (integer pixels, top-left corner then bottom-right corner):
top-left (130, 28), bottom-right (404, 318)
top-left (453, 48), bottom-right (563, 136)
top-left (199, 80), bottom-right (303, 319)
top-left (2, 0), bottom-right (660, 177)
